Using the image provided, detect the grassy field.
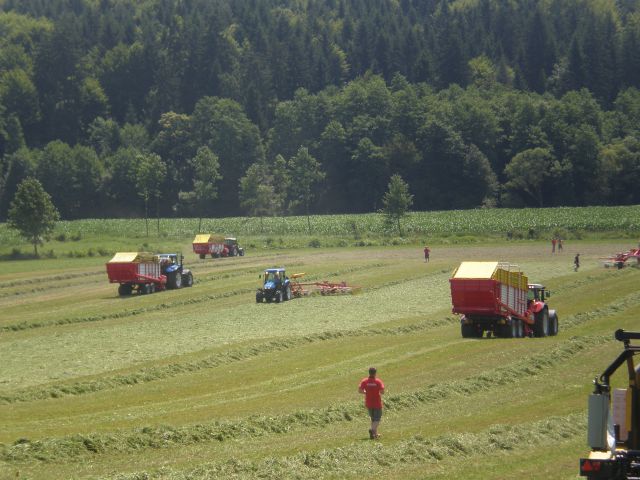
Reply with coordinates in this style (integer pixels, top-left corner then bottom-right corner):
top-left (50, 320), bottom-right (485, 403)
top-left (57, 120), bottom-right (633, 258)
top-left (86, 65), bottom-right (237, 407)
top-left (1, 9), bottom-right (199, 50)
top-left (0, 214), bottom-right (639, 479)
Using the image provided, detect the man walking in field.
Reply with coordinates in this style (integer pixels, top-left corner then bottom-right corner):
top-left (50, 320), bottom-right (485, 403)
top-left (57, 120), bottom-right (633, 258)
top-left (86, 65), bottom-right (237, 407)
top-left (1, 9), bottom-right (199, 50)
top-left (358, 367), bottom-right (385, 439)
top-left (574, 253), bottom-right (580, 272)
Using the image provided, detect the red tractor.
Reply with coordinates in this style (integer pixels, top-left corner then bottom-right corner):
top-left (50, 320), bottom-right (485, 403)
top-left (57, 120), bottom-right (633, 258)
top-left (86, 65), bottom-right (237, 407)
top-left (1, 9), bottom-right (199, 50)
top-left (450, 261), bottom-right (559, 338)
top-left (193, 234), bottom-right (245, 259)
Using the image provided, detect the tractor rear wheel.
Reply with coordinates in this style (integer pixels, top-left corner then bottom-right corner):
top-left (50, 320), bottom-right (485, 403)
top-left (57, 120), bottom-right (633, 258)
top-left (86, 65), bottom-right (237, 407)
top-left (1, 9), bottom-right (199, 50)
top-left (534, 309), bottom-right (549, 337)
top-left (118, 284), bottom-right (132, 296)
top-left (548, 311), bottom-right (559, 336)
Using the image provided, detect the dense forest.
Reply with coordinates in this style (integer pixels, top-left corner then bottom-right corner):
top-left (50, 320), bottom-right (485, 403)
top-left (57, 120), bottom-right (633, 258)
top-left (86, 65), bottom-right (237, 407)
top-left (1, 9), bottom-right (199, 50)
top-left (1, 0), bottom-right (640, 220)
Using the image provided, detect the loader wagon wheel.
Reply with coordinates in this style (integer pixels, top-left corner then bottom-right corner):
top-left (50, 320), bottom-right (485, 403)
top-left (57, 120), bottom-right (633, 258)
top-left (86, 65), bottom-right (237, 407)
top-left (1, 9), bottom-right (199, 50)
top-left (118, 284), bottom-right (133, 296)
top-left (199, 254), bottom-right (205, 259)
top-left (461, 323), bottom-right (481, 338)
top-left (533, 309), bottom-right (549, 337)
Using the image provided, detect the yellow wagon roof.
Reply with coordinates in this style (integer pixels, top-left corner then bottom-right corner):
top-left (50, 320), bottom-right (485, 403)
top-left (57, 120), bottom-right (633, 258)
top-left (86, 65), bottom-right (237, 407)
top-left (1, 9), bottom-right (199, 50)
top-left (452, 261), bottom-right (500, 279)
top-left (108, 252), bottom-right (156, 263)
top-left (193, 234), bottom-right (225, 243)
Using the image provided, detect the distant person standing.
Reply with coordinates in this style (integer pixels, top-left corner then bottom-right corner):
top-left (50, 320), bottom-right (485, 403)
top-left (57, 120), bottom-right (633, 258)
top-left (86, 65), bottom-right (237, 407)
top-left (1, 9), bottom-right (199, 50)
top-left (551, 238), bottom-right (557, 253)
top-left (424, 246), bottom-right (430, 262)
top-left (558, 238), bottom-right (563, 252)
top-left (358, 367), bottom-right (385, 440)
top-left (574, 253), bottom-right (580, 272)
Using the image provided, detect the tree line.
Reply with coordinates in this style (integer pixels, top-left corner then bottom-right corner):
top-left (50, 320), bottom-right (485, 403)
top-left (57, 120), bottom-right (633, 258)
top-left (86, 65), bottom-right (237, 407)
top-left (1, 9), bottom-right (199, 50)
top-left (1, 0), bottom-right (639, 221)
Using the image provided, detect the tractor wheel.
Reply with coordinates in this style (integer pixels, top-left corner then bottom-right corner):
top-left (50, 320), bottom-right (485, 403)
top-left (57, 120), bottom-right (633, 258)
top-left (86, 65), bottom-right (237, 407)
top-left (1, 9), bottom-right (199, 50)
top-left (118, 284), bottom-right (132, 296)
top-left (183, 271), bottom-right (193, 287)
top-left (199, 254), bottom-right (205, 260)
top-left (533, 309), bottom-right (549, 337)
top-left (548, 311), bottom-right (559, 336)
top-left (284, 285), bottom-right (292, 301)
top-left (168, 271), bottom-right (182, 289)
top-left (256, 292), bottom-right (263, 303)
top-left (275, 290), bottom-right (283, 303)
top-left (239, 249), bottom-right (245, 256)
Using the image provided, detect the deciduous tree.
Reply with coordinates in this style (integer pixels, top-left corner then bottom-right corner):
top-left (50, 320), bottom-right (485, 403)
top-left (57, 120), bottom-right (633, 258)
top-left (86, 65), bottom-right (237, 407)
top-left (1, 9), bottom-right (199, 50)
top-left (8, 176), bottom-right (59, 256)
top-left (381, 173), bottom-right (413, 236)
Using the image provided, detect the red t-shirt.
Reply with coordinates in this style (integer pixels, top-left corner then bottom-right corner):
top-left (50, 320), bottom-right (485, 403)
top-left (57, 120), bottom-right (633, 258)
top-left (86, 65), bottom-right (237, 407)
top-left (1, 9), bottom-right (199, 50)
top-left (359, 377), bottom-right (384, 409)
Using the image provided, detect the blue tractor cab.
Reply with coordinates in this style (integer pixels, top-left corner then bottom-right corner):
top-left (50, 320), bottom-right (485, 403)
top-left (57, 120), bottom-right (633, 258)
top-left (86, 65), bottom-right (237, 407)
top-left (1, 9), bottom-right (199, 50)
top-left (256, 267), bottom-right (291, 303)
top-left (157, 253), bottom-right (194, 289)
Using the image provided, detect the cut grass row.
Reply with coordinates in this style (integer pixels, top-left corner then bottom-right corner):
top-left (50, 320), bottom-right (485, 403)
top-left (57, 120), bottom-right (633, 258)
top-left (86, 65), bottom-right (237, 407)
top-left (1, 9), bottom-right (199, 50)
top-left (99, 413), bottom-right (586, 480)
top-left (0, 332), bottom-right (613, 462)
top-left (1, 242), bottom-right (637, 479)
top-left (2, 272), bottom-right (636, 405)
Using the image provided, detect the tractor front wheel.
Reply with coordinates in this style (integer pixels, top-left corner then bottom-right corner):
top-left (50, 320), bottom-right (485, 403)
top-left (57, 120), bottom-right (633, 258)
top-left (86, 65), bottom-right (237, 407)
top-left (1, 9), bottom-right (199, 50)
top-left (168, 272), bottom-right (182, 289)
top-left (548, 311), bottom-right (559, 336)
top-left (183, 272), bottom-right (193, 287)
top-left (284, 285), bottom-right (292, 301)
top-left (534, 309), bottom-right (549, 337)
top-left (256, 292), bottom-right (263, 303)
top-left (275, 290), bottom-right (283, 303)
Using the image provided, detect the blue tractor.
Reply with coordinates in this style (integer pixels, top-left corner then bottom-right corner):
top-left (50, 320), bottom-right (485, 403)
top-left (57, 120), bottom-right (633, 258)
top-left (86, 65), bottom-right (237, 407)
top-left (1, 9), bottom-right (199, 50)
top-left (157, 253), bottom-right (194, 289)
top-left (256, 268), bottom-right (292, 303)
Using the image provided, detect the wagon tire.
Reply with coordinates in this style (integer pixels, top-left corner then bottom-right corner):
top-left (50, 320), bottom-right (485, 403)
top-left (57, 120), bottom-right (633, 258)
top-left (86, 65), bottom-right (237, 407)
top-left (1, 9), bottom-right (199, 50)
top-left (508, 320), bottom-right (517, 338)
top-left (461, 323), bottom-right (477, 338)
top-left (199, 254), bottom-right (205, 260)
top-left (148, 283), bottom-right (155, 294)
top-left (118, 284), bottom-right (132, 296)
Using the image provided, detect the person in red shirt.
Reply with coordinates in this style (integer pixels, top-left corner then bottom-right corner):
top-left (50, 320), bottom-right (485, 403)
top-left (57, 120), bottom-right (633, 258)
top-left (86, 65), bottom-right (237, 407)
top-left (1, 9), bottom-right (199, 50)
top-left (358, 367), bottom-right (385, 439)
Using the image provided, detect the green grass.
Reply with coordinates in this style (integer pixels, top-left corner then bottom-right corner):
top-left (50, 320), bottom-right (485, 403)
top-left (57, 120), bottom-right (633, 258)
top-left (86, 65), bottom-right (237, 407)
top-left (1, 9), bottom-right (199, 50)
top-left (0, 221), bottom-right (639, 479)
